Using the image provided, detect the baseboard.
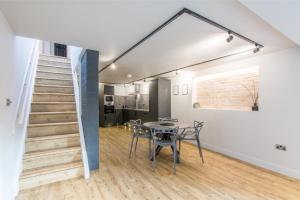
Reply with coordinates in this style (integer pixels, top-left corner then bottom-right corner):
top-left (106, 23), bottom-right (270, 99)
top-left (201, 142), bottom-right (300, 180)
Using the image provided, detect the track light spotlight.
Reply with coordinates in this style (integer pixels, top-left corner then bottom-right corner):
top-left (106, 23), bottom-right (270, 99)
top-left (144, 78), bottom-right (146, 82)
top-left (253, 45), bottom-right (260, 53)
top-left (226, 32), bottom-right (234, 43)
top-left (176, 70), bottom-right (178, 75)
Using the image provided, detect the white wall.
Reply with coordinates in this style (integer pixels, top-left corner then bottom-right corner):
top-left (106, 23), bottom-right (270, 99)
top-left (171, 47), bottom-right (300, 180)
top-left (0, 11), bottom-right (35, 200)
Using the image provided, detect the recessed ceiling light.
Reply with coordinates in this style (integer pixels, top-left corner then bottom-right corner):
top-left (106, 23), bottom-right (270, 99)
top-left (127, 74), bottom-right (132, 78)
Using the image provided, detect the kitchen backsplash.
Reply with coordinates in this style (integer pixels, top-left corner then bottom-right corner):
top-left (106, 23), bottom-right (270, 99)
top-left (114, 94), bottom-right (149, 110)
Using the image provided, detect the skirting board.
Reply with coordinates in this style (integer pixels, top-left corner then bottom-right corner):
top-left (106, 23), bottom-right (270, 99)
top-left (201, 142), bottom-right (300, 180)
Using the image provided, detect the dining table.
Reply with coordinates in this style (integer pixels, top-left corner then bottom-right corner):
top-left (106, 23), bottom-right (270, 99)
top-left (143, 121), bottom-right (190, 163)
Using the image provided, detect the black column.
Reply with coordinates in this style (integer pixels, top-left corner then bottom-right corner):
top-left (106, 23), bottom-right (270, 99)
top-left (81, 50), bottom-right (99, 170)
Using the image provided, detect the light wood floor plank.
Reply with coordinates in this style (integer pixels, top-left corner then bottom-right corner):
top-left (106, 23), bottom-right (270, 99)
top-left (17, 126), bottom-right (300, 200)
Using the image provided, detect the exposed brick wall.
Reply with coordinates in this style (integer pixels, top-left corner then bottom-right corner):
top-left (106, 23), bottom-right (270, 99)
top-left (193, 67), bottom-right (259, 111)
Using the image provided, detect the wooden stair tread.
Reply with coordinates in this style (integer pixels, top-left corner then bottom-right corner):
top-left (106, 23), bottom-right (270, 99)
top-left (32, 102), bottom-right (75, 104)
top-left (39, 58), bottom-right (71, 63)
top-left (30, 111), bottom-right (76, 115)
top-left (20, 162), bottom-right (83, 179)
top-left (23, 146), bottom-right (81, 159)
top-left (37, 70), bottom-right (72, 75)
top-left (26, 133), bottom-right (79, 142)
top-left (34, 92), bottom-right (74, 96)
top-left (35, 84), bottom-right (73, 88)
top-left (39, 54), bottom-right (71, 60)
top-left (28, 122), bottom-right (78, 127)
top-left (35, 77), bottom-right (72, 81)
top-left (38, 63), bottom-right (71, 69)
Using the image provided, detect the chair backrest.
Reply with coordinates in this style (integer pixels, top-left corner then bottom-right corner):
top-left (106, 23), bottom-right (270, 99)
top-left (194, 121), bottom-right (204, 135)
top-left (129, 119), bottom-right (142, 134)
top-left (159, 117), bottom-right (179, 122)
top-left (151, 127), bottom-right (179, 142)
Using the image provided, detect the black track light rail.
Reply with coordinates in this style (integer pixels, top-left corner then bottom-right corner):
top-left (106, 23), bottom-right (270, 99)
top-left (98, 8), bottom-right (263, 74)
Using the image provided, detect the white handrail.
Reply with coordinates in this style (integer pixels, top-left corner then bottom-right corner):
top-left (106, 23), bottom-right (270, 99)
top-left (70, 50), bottom-right (90, 179)
top-left (15, 40), bottom-right (40, 125)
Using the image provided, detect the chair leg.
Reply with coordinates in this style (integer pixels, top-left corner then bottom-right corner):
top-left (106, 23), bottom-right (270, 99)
top-left (178, 139), bottom-right (181, 155)
top-left (129, 134), bottom-right (136, 158)
top-left (148, 138), bottom-right (152, 160)
top-left (152, 142), bottom-right (156, 172)
top-left (134, 136), bottom-right (139, 154)
top-left (196, 137), bottom-right (204, 164)
top-left (173, 142), bottom-right (177, 175)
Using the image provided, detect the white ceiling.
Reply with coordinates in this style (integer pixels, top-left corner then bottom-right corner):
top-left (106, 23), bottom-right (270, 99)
top-left (101, 13), bottom-right (254, 83)
top-left (240, 0), bottom-right (300, 46)
top-left (0, 0), bottom-right (295, 83)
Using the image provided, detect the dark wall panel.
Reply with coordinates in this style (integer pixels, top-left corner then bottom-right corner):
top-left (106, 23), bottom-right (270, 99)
top-left (81, 50), bottom-right (99, 170)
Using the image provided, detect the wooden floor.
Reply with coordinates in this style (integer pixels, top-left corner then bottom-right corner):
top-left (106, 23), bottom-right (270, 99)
top-left (17, 126), bottom-right (300, 200)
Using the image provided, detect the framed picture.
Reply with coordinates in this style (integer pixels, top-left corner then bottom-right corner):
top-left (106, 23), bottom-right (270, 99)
top-left (173, 85), bottom-right (179, 95)
top-left (182, 84), bottom-right (188, 95)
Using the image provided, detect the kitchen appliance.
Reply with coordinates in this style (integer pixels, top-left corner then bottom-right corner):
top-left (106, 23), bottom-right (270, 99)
top-left (104, 95), bottom-right (114, 106)
top-left (104, 95), bottom-right (115, 114)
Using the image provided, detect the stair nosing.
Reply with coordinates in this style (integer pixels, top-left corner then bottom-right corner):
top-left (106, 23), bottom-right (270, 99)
top-left (20, 162), bottom-right (83, 179)
top-left (26, 133), bottom-right (80, 142)
top-left (38, 63), bottom-right (71, 69)
top-left (39, 59), bottom-right (71, 64)
top-left (31, 102), bottom-right (75, 104)
top-left (39, 54), bottom-right (71, 60)
top-left (36, 77), bottom-right (73, 81)
top-left (28, 122), bottom-right (78, 127)
top-left (23, 146), bottom-right (81, 159)
top-left (35, 84), bottom-right (73, 88)
top-left (30, 111), bottom-right (77, 115)
top-left (36, 70), bottom-right (72, 75)
top-left (33, 92), bottom-right (74, 96)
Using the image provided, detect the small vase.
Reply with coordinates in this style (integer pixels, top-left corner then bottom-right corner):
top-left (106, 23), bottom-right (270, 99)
top-left (252, 103), bottom-right (259, 111)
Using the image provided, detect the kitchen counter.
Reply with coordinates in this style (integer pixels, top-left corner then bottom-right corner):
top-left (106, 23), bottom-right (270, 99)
top-left (115, 108), bottom-right (149, 112)
top-left (113, 108), bottom-right (155, 123)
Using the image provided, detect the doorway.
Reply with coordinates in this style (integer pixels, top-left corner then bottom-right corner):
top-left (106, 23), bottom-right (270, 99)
top-left (54, 43), bottom-right (67, 57)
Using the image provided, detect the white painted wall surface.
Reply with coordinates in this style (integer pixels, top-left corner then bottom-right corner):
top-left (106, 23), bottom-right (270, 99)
top-left (0, 11), bottom-right (35, 200)
top-left (171, 47), bottom-right (300, 180)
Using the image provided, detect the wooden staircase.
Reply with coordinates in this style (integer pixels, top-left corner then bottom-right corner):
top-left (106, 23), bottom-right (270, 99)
top-left (20, 55), bottom-right (84, 190)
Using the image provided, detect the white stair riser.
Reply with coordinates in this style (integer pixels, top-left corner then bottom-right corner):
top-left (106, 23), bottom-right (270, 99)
top-left (34, 85), bottom-right (73, 94)
top-left (39, 56), bottom-right (70, 63)
top-left (36, 71), bottom-right (72, 79)
top-left (33, 94), bottom-right (75, 102)
top-left (38, 65), bottom-right (71, 73)
top-left (25, 136), bottom-right (80, 152)
top-left (31, 104), bottom-right (76, 112)
top-left (23, 150), bottom-right (82, 170)
top-left (30, 113), bottom-right (77, 124)
top-left (35, 78), bottom-right (73, 86)
top-left (20, 166), bottom-right (83, 190)
top-left (28, 124), bottom-right (79, 137)
top-left (38, 60), bottom-right (70, 67)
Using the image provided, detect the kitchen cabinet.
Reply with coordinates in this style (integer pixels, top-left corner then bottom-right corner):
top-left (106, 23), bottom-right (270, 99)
top-left (115, 85), bottom-right (126, 96)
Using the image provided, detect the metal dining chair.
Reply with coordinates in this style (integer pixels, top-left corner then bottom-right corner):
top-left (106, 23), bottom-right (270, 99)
top-left (151, 126), bottom-right (179, 174)
top-left (158, 117), bottom-right (179, 122)
top-left (129, 119), bottom-right (152, 159)
top-left (177, 121), bottom-right (204, 163)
